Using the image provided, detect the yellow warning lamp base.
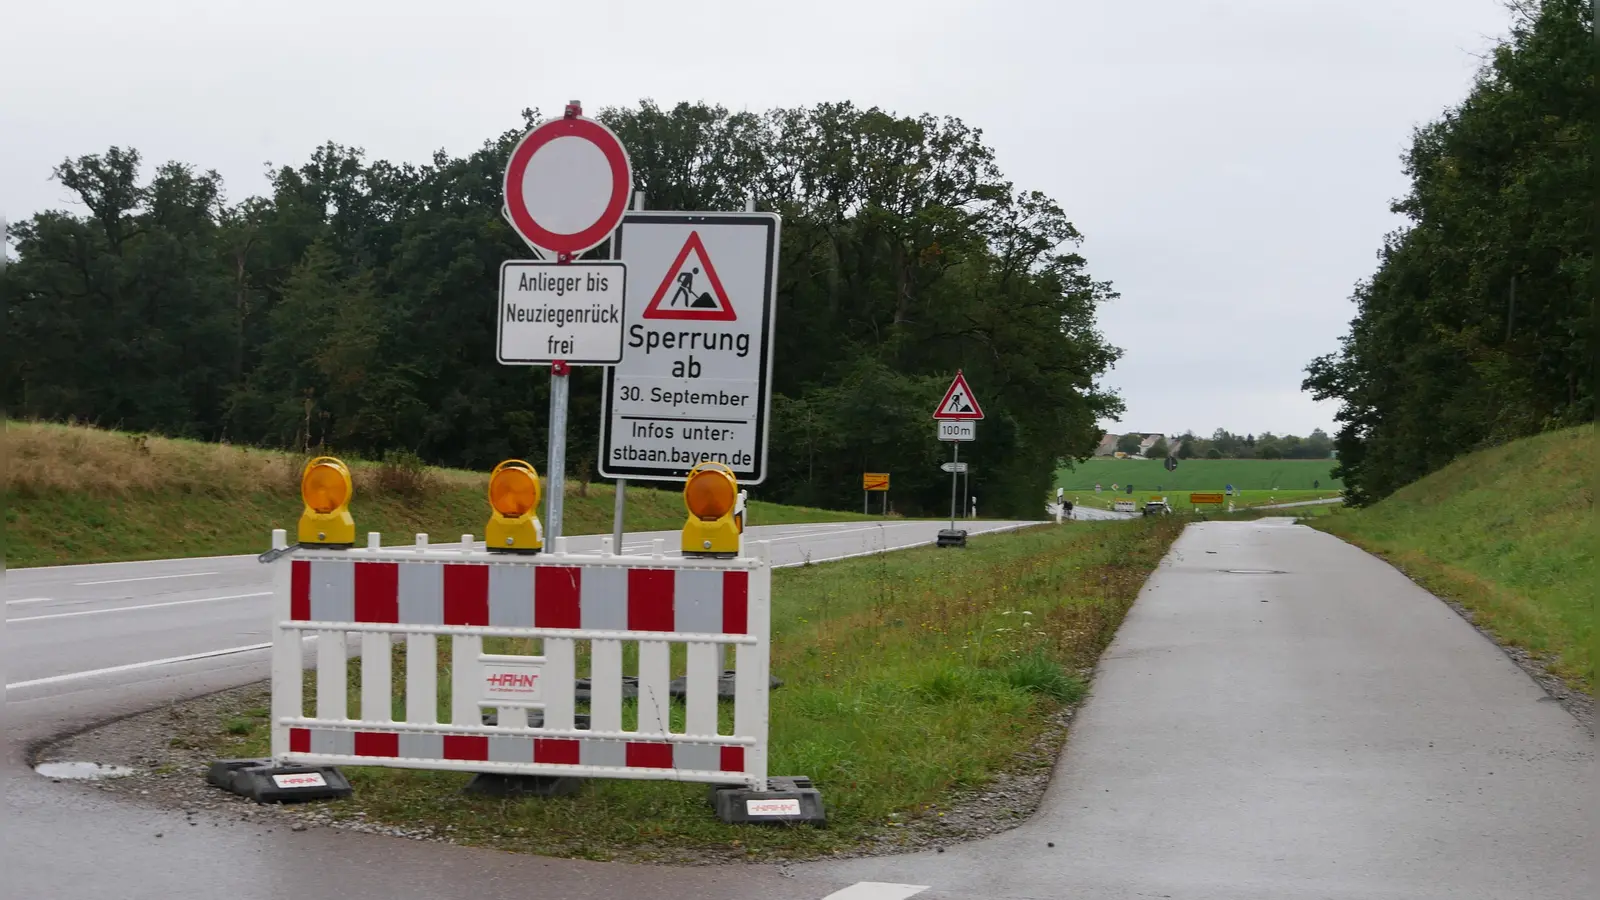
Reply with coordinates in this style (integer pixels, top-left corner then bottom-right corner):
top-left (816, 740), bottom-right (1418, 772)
top-left (487, 515), bottom-right (544, 554)
top-left (486, 459), bottom-right (544, 554)
top-left (682, 516), bottom-right (741, 558)
top-left (299, 510), bottom-right (356, 547)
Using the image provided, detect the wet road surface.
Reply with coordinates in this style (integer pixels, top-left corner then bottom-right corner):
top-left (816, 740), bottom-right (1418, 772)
top-left (6, 517), bottom-right (1588, 899)
top-left (4, 520), bottom-right (1031, 900)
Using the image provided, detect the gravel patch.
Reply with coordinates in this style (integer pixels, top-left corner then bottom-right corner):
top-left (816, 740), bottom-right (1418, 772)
top-left (34, 679), bottom-right (1088, 861)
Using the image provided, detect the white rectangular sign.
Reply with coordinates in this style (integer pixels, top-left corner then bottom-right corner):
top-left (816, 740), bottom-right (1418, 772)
top-left (940, 461), bottom-right (969, 473)
top-left (271, 772), bottom-right (328, 789)
top-left (938, 420), bottom-right (975, 442)
top-left (745, 798), bottom-right (802, 817)
top-left (601, 212), bottom-right (779, 483)
top-left (1113, 499), bottom-right (1137, 513)
top-left (481, 657), bottom-right (545, 704)
top-left (497, 260), bottom-right (626, 365)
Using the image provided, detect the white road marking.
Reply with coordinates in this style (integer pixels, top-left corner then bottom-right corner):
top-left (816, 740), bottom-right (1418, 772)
top-left (5, 597), bottom-right (55, 606)
top-left (13, 552), bottom-right (256, 572)
top-left (8, 592), bottom-right (271, 623)
top-left (821, 884), bottom-right (930, 900)
top-left (774, 522), bottom-right (1035, 568)
top-left (5, 641), bottom-right (275, 691)
top-left (74, 571), bottom-right (219, 586)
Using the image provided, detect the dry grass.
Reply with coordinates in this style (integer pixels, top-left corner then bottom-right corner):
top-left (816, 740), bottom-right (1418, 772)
top-left (5, 420), bottom-right (486, 499)
top-left (4, 420), bottom-right (875, 567)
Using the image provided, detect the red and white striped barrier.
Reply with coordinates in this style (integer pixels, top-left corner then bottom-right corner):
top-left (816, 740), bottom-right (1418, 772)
top-left (268, 530), bottom-right (773, 790)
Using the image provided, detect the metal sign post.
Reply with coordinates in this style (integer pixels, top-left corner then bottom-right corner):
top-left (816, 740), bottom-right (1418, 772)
top-left (546, 362), bottom-right (569, 539)
top-left (948, 443), bottom-right (960, 530)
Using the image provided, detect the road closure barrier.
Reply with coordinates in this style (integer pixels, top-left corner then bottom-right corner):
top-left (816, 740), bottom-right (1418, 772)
top-left (261, 528), bottom-right (819, 820)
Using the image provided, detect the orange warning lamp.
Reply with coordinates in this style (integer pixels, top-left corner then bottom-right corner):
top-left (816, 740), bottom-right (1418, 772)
top-left (486, 460), bottom-right (544, 553)
top-left (298, 457), bottom-right (355, 546)
top-left (682, 461), bottom-right (743, 557)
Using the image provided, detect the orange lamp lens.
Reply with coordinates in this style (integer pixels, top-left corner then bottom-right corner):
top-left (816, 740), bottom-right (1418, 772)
top-left (302, 462), bottom-right (350, 514)
top-left (489, 466), bottom-right (539, 517)
top-left (685, 468), bottom-right (736, 519)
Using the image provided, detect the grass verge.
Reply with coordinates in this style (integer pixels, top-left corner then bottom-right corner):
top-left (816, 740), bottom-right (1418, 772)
top-left (1313, 426), bottom-right (1594, 694)
top-left (4, 421), bottom-right (871, 567)
top-left (201, 517), bottom-right (1186, 862)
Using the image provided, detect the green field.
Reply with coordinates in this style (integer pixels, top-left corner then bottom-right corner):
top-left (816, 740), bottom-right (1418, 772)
top-left (1056, 458), bottom-right (1342, 492)
top-left (1314, 426), bottom-right (1594, 693)
top-left (1067, 489), bottom-right (1342, 512)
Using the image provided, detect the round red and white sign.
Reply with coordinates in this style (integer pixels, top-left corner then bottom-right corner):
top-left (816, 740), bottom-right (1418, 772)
top-left (503, 116), bottom-right (632, 257)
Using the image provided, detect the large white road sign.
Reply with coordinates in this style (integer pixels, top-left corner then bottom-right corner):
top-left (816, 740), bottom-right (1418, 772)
top-left (601, 212), bottom-right (779, 483)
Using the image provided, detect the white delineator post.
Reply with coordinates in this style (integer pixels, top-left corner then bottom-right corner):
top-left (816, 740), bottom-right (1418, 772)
top-left (269, 528), bottom-right (297, 760)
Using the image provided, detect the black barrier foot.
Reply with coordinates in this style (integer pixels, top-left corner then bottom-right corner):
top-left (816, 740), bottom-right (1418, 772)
top-left (935, 529), bottom-right (968, 548)
top-left (710, 776), bottom-right (826, 826)
top-left (206, 758), bottom-right (352, 803)
top-left (462, 773), bottom-right (582, 798)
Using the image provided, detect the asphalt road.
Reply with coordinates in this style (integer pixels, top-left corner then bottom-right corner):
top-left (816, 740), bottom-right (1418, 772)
top-left (6, 517), bottom-right (1589, 900)
top-left (3, 519), bottom-right (1032, 900)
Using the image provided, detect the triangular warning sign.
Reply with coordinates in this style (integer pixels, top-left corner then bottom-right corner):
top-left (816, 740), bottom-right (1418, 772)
top-left (642, 231), bottom-right (736, 321)
top-left (933, 370), bottom-right (985, 420)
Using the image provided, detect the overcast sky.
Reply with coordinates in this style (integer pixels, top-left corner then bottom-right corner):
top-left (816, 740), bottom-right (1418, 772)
top-left (1, 0), bottom-right (1512, 437)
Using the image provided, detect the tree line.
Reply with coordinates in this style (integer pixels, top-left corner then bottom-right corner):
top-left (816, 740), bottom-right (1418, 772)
top-left (1113, 429), bottom-right (1334, 460)
top-left (2, 102), bottom-right (1123, 516)
top-left (1304, 0), bottom-right (1592, 504)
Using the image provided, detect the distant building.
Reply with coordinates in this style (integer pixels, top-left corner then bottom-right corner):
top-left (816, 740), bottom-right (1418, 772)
top-left (1095, 432), bottom-right (1168, 458)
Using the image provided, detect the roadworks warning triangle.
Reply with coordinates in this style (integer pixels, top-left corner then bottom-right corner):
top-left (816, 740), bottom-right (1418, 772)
top-left (933, 370), bottom-right (985, 420)
top-left (642, 231), bottom-right (736, 321)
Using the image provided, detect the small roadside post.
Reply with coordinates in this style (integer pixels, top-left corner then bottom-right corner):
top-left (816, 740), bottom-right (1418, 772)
top-left (933, 371), bottom-right (983, 547)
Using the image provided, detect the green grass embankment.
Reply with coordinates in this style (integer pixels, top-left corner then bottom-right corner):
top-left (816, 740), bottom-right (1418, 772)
top-left (204, 516), bottom-right (1187, 861)
top-left (1314, 426), bottom-right (1595, 694)
top-left (4, 421), bottom-right (871, 568)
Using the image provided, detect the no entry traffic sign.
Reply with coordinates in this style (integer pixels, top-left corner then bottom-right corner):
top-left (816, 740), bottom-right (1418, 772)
top-left (503, 111), bottom-right (633, 258)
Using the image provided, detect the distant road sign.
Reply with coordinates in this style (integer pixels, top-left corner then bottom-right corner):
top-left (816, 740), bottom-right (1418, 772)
top-left (1113, 499), bottom-right (1137, 513)
top-left (1190, 492), bottom-right (1226, 505)
top-left (497, 261), bottom-right (626, 365)
top-left (600, 212), bottom-right (780, 484)
top-left (503, 112), bottom-right (632, 257)
top-left (937, 420), bottom-right (976, 442)
top-left (932, 370), bottom-right (984, 420)
top-left (863, 472), bottom-right (890, 491)
top-left (940, 462), bottom-right (969, 474)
